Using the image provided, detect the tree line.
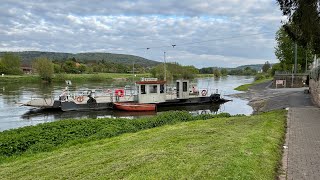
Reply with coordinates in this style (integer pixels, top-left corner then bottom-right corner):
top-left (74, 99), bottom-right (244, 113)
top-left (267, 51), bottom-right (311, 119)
top-left (274, 0), bottom-right (320, 73)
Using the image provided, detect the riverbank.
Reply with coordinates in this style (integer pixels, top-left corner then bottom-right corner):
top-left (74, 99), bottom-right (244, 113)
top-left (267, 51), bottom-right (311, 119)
top-left (230, 79), bottom-right (313, 113)
top-left (0, 73), bottom-right (151, 83)
top-left (0, 110), bottom-right (286, 179)
top-left (234, 77), bottom-right (273, 91)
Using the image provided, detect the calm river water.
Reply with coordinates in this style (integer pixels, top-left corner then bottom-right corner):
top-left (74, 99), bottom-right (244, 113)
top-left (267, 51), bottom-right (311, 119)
top-left (0, 76), bottom-right (253, 131)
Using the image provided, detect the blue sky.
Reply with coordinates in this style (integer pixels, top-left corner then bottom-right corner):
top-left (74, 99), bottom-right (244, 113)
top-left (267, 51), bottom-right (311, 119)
top-left (0, 0), bottom-right (285, 68)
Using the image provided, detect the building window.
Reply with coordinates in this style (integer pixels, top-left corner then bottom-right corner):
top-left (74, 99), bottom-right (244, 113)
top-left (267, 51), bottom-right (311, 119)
top-left (160, 84), bottom-right (164, 93)
top-left (183, 82), bottom-right (187, 92)
top-left (149, 85), bottom-right (157, 93)
top-left (141, 85), bottom-right (146, 94)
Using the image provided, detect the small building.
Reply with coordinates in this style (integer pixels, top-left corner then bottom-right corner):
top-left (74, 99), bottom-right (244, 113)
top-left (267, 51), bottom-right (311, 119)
top-left (21, 66), bottom-right (32, 74)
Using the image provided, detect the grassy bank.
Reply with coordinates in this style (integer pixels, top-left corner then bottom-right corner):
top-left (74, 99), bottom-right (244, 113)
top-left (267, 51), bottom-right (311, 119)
top-left (235, 77), bottom-right (273, 91)
top-left (0, 75), bottom-right (40, 83)
top-left (0, 73), bottom-right (151, 83)
top-left (0, 110), bottom-right (286, 179)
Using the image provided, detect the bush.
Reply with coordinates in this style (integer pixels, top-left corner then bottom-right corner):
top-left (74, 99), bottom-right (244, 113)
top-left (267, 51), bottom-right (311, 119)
top-left (0, 111), bottom-right (231, 158)
top-left (254, 74), bottom-right (266, 81)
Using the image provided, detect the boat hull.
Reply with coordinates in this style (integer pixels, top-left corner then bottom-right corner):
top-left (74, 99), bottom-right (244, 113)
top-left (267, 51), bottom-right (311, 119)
top-left (157, 96), bottom-right (230, 107)
top-left (61, 101), bottom-right (114, 111)
top-left (114, 103), bottom-right (156, 111)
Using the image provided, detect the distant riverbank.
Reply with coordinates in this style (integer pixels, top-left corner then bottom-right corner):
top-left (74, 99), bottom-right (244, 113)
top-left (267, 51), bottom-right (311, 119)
top-left (0, 73), bottom-right (151, 83)
top-left (0, 73), bottom-right (235, 83)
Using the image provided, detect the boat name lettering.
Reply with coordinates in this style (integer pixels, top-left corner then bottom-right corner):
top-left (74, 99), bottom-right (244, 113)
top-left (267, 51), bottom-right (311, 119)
top-left (141, 78), bottom-right (158, 81)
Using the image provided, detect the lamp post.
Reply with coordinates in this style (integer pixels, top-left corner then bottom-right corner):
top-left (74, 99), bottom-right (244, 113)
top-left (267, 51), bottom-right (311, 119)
top-left (163, 51), bottom-right (166, 81)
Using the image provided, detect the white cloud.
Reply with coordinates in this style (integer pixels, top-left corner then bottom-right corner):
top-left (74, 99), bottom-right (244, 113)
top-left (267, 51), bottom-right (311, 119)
top-left (0, 0), bottom-right (284, 67)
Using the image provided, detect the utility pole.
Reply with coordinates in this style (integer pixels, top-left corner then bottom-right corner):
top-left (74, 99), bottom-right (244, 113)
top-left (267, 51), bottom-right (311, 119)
top-left (163, 51), bottom-right (166, 81)
top-left (305, 52), bottom-right (307, 73)
top-left (294, 42), bottom-right (297, 74)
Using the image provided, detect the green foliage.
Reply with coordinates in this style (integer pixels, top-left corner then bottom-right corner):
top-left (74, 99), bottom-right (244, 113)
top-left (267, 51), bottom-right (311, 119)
top-left (63, 60), bottom-right (78, 73)
top-left (0, 111), bottom-right (231, 159)
top-left (275, 27), bottom-right (313, 72)
top-left (220, 68), bottom-right (228, 76)
top-left (262, 61), bottom-right (271, 73)
top-left (0, 51), bottom-right (160, 67)
top-left (254, 73), bottom-right (271, 81)
top-left (235, 77), bottom-right (272, 91)
top-left (228, 67), bottom-right (257, 76)
top-left (0, 53), bottom-right (23, 75)
top-left (32, 57), bottom-right (54, 82)
top-left (213, 69), bottom-right (221, 77)
top-left (277, 0), bottom-right (320, 53)
top-left (151, 63), bottom-right (199, 80)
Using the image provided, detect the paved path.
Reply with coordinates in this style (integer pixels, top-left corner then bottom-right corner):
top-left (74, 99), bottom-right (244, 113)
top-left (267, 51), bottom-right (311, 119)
top-left (231, 81), bottom-right (320, 179)
top-left (285, 107), bottom-right (320, 180)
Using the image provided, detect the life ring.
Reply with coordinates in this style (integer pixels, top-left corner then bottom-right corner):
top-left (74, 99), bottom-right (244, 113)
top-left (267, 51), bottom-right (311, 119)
top-left (76, 96), bottom-right (84, 102)
top-left (114, 89), bottom-right (124, 97)
top-left (201, 90), bottom-right (207, 96)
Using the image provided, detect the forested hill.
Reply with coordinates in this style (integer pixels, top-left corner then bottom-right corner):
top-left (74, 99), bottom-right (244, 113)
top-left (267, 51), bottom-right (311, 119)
top-left (235, 64), bottom-right (265, 71)
top-left (0, 51), bottom-right (160, 67)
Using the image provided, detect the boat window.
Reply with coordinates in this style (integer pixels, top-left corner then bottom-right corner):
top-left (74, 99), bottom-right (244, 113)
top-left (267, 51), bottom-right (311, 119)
top-left (183, 82), bottom-right (188, 92)
top-left (141, 85), bottom-right (146, 94)
top-left (160, 84), bottom-right (164, 93)
top-left (149, 85), bottom-right (157, 93)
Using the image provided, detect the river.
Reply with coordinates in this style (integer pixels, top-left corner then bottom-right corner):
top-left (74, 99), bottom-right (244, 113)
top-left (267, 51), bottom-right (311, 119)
top-left (0, 76), bottom-right (254, 131)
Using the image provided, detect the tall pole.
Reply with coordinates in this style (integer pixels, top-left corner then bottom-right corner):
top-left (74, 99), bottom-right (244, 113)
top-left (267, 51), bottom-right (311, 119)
top-left (163, 51), bottom-right (166, 81)
top-left (305, 52), bottom-right (307, 73)
top-left (294, 42), bottom-right (297, 74)
top-left (132, 61), bottom-right (134, 83)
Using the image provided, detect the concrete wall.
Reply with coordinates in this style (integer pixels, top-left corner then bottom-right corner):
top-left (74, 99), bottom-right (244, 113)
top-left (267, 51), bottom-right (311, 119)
top-left (310, 79), bottom-right (320, 107)
top-left (272, 74), bottom-right (307, 88)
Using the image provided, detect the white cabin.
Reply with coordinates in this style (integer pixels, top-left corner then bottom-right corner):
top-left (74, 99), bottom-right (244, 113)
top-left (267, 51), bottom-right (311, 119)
top-left (176, 80), bottom-right (190, 99)
top-left (136, 78), bottom-right (167, 103)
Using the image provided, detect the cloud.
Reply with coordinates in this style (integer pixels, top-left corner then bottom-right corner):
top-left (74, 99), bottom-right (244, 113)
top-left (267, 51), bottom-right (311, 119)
top-left (0, 0), bottom-right (284, 67)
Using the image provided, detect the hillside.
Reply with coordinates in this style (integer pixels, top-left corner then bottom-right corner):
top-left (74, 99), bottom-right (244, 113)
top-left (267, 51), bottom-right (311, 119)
top-left (0, 51), bottom-right (160, 67)
top-left (235, 64), bottom-right (265, 71)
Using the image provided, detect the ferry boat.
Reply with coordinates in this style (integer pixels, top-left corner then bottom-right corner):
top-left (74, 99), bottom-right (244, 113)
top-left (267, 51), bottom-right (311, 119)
top-left (24, 78), bottom-right (230, 111)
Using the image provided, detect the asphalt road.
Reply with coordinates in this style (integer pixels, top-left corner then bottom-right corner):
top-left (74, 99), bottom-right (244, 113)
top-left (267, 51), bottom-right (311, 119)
top-left (229, 80), bottom-right (314, 113)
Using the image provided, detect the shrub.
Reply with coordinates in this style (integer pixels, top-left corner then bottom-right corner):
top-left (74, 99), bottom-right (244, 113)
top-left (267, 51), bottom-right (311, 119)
top-left (0, 111), bottom-right (231, 158)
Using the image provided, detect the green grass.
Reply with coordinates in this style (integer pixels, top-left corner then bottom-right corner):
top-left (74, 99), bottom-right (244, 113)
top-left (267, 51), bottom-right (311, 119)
top-left (0, 111), bottom-right (231, 160)
top-left (235, 78), bottom-right (273, 91)
top-left (196, 74), bottom-right (215, 77)
top-left (0, 73), bottom-right (151, 83)
top-left (0, 75), bottom-right (40, 83)
top-left (0, 110), bottom-right (286, 179)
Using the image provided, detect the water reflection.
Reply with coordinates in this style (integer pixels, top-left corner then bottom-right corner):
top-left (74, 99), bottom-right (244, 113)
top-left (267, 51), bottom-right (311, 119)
top-left (0, 76), bottom-right (254, 131)
top-left (21, 103), bottom-right (222, 121)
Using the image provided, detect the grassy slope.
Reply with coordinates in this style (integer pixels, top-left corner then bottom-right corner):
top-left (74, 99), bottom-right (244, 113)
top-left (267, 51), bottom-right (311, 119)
top-left (0, 110), bottom-right (286, 179)
top-left (234, 78), bottom-right (272, 91)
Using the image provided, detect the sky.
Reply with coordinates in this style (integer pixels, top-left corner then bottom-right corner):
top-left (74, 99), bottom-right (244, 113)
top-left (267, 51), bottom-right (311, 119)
top-left (0, 0), bottom-right (286, 68)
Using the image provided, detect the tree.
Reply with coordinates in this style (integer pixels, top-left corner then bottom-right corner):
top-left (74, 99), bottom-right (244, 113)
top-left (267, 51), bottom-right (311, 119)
top-left (262, 61), bottom-right (271, 73)
top-left (32, 57), bottom-right (54, 82)
top-left (63, 60), bottom-right (78, 73)
top-left (275, 27), bottom-right (313, 72)
top-left (220, 68), bottom-right (228, 76)
top-left (213, 69), bottom-right (221, 77)
top-left (277, 0), bottom-right (320, 53)
top-left (0, 53), bottom-right (22, 75)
